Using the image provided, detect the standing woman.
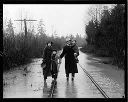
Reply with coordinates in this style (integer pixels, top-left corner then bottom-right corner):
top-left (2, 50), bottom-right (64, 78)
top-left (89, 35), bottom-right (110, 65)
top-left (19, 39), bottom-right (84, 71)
top-left (43, 41), bottom-right (53, 82)
top-left (60, 38), bottom-right (78, 81)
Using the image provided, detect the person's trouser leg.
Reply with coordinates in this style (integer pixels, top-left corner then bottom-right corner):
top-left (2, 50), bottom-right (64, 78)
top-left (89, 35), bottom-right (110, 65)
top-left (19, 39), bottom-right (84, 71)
top-left (72, 73), bottom-right (75, 77)
top-left (44, 62), bottom-right (50, 80)
top-left (66, 73), bottom-right (69, 81)
top-left (72, 73), bottom-right (75, 81)
top-left (44, 75), bottom-right (47, 81)
top-left (44, 67), bottom-right (47, 80)
top-left (66, 73), bottom-right (69, 77)
top-left (51, 73), bottom-right (54, 79)
top-left (44, 71), bottom-right (47, 80)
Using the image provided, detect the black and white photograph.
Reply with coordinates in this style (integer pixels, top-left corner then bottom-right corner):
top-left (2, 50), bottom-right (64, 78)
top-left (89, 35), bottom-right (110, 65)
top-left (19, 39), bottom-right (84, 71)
top-left (3, 4), bottom-right (125, 98)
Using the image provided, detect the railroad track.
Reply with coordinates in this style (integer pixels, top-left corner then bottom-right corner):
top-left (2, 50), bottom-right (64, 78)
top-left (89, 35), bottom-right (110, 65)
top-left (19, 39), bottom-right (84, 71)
top-left (45, 63), bottom-right (109, 98)
top-left (78, 63), bottom-right (109, 98)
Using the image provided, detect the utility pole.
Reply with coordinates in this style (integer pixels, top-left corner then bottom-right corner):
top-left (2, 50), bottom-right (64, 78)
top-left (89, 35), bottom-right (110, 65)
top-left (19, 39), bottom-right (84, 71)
top-left (15, 19), bottom-right (37, 39)
top-left (20, 11), bottom-right (23, 32)
top-left (14, 19), bottom-right (37, 55)
top-left (51, 25), bottom-right (54, 37)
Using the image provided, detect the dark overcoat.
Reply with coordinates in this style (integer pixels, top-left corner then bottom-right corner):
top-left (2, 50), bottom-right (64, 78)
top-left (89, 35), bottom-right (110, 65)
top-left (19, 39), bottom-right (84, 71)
top-left (43, 46), bottom-right (53, 77)
top-left (60, 45), bottom-right (79, 74)
top-left (51, 54), bottom-right (58, 74)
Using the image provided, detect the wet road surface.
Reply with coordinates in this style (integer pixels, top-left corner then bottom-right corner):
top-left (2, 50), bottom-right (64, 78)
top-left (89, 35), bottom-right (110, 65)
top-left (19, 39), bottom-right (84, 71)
top-left (3, 51), bottom-right (124, 98)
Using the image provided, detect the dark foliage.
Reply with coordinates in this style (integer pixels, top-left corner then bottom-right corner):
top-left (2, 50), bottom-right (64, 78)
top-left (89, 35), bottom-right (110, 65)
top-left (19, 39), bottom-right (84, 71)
top-left (3, 19), bottom-right (84, 71)
top-left (3, 20), bottom-right (66, 71)
top-left (83, 4), bottom-right (125, 69)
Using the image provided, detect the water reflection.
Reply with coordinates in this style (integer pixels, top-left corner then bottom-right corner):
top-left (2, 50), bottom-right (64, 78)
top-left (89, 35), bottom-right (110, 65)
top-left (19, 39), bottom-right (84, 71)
top-left (65, 80), bottom-right (77, 98)
top-left (49, 80), bottom-right (58, 98)
top-left (42, 81), bottom-right (49, 98)
top-left (43, 81), bottom-right (48, 93)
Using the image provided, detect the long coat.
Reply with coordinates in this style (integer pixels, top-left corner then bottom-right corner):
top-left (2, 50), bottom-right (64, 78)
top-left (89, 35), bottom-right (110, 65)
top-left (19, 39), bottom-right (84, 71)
top-left (60, 45), bottom-right (79, 74)
top-left (51, 53), bottom-right (58, 74)
top-left (43, 46), bottom-right (53, 77)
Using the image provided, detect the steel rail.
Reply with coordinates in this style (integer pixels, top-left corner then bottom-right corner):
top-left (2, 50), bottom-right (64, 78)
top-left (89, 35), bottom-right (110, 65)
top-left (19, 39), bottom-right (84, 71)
top-left (78, 63), bottom-right (109, 98)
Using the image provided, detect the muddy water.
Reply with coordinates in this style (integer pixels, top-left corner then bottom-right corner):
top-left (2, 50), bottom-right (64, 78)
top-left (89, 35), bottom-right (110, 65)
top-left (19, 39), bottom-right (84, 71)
top-left (3, 51), bottom-right (124, 98)
top-left (79, 51), bottom-right (124, 98)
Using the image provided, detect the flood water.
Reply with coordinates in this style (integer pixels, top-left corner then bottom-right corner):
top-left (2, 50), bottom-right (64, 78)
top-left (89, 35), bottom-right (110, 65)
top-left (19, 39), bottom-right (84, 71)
top-left (3, 51), bottom-right (124, 98)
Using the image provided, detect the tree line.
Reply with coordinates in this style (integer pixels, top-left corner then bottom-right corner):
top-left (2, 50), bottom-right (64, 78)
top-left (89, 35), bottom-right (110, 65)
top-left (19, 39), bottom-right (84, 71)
top-left (3, 19), bottom-right (84, 71)
top-left (82, 4), bottom-right (125, 69)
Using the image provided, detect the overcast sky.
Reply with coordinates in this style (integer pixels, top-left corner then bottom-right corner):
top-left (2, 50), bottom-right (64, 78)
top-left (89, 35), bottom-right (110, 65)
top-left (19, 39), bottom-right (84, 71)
top-left (3, 4), bottom-right (113, 37)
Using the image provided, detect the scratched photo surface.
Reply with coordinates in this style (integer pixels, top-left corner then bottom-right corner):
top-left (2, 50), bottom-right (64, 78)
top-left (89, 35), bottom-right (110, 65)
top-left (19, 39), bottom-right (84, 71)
top-left (3, 4), bottom-right (125, 98)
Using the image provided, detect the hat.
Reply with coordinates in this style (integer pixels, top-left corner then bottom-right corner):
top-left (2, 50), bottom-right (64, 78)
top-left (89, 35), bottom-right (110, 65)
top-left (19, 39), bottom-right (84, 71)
top-left (52, 49), bottom-right (57, 52)
top-left (47, 41), bottom-right (53, 45)
top-left (72, 38), bottom-right (76, 42)
top-left (66, 37), bottom-right (71, 42)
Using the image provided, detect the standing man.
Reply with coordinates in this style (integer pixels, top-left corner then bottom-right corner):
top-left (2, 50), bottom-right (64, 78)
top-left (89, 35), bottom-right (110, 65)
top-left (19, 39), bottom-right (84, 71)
top-left (43, 41), bottom-right (53, 82)
top-left (59, 38), bottom-right (78, 81)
